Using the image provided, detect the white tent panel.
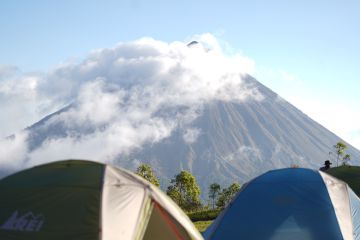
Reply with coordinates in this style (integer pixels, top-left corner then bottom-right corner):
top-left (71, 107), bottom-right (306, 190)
top-left (320, 171), bottom-right (354, 240)
top-left (101, 165), bottom-right (148, 240)
top-left (101, 165), bottom-right (203, 240)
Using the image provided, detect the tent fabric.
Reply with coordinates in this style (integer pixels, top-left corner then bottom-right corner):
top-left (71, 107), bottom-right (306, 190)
top-left (0, 160), bottom-right (203, 240)
top-left (0, 160), bottom-right (103, 240)
top-left (148, 178), bottom-right (204, 239)
top-left (101, 165), bottom-right (149, 240)
top-left (349, 186), bottom-right (360, 239)
top-left (204, 168), bottom-right (360, 240)
top-left (319, 171), bottom-right (353, 239)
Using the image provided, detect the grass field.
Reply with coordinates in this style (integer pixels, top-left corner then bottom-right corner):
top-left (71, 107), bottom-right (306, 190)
top-left (193, 220), bottom-right (213, 233)
top-left (326, 165), bottom-right (360, 197)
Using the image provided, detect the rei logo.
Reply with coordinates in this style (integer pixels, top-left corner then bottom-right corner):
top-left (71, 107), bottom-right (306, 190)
top-left (0, 211), bottom-right (44, 232)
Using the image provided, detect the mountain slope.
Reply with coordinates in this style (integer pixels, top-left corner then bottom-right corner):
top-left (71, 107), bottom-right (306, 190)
top-left (23, 75), bottom-right (360, 193)
top-left (127, 77), bottom-right (360, 189)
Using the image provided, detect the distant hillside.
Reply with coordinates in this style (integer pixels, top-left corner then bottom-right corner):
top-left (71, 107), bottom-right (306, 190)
top-left (326, 165), bottom-right (360, 197)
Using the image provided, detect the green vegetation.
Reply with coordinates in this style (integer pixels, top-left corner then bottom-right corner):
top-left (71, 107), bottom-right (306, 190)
top-left (326, 165), bottom-right (360, 197)
top-left (332, 141), bottom-right (351, 167)
top-left (216, 183), bottom-right (241, 208)
top-left (135, 163), bottom-right (160, 187)
top-left (193, 220), bottom-right (213, 233)
top-left (134, 162), bottom-right (240, 225)
top-left (187, 209), bottom-right (221, 222)
top-left (167, 170), bottom-right (202, 211)
top-left (209, 183), bottom-right (221, 209)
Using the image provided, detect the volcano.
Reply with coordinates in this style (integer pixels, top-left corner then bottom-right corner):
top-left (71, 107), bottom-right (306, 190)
top-left (23, 75), bottom-right (360, 194)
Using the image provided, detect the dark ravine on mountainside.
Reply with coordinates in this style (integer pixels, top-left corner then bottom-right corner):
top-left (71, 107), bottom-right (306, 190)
top-left (20, 75), bottom-right (360, 196)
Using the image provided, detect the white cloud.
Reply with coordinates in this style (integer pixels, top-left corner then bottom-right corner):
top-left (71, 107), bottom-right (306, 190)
top-left (0, 69), bottom-right (48, 137)
top-left (225, 145), bottom-right (262, 162)
top-left (183, 128), bottom-right (201, 144)
top-left (68, 79), bottom-right (124, 125)
top-left (0, 132), bottom-right (28, 171)
top-left (0, 34), bottom-right (263, 171)
top-left (28, 118), bottom-right (174, 167)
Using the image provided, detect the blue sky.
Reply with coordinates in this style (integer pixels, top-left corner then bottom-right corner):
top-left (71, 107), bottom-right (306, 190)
top-left (0, 0), bottom-right (359, 148)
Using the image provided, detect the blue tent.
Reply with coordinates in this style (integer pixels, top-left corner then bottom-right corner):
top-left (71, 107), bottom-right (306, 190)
top-left (204, 168), bottom-right (360, 240)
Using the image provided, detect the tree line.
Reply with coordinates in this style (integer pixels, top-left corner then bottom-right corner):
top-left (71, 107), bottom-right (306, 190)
top-left (135, 164), bottom-right (240, 212)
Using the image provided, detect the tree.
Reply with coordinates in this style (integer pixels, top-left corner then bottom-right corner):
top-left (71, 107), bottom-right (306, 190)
top-left (216, 183), bottom-right (241, 209)
top-left (342, 154), bottom-right (351, 166)
top-left (135, 163), bottom-right (160, 187)
top-left (334, 141), bottom-right (347, 167)
top-left (209, 183), bottom-right (221, 209)
top-left (166, 170), bottom-right (201, 211)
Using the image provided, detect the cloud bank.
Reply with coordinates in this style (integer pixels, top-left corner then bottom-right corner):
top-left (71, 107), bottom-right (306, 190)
top-left (0, 34), bottom-right (262, 174)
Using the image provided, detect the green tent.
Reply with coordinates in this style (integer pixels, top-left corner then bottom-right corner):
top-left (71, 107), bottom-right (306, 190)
top-left (0, 160), bottom-right (203, 240)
